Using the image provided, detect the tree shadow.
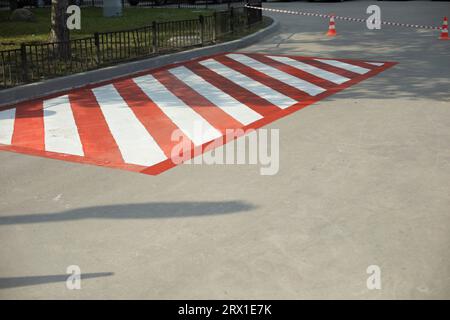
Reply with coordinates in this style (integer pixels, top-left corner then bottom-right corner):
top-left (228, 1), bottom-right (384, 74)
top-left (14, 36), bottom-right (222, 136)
top-left (0, 201), bottom-right (255, 225)
top-left (252, 3), bottom-right (450, 102)
top-left (255, 31), bottom-right (450, 102)
top-left (0, 108), bottom-right (56, 119)
top-left (0, 272), bottom-right (114, 289)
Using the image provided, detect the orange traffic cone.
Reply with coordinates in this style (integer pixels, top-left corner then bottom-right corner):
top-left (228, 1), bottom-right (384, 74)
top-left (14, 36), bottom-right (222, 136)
top-left (326, 15), bottom-right (337, 37)
top-left (439, 17), bottom-right (449, 40)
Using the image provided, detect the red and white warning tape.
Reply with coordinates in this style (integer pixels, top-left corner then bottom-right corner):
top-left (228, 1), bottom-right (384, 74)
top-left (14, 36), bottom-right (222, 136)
top-left (245, 5), bottom-right (442, 31)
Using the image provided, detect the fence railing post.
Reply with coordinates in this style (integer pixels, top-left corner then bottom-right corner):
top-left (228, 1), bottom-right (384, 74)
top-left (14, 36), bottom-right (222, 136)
top-left (199, 15), bottom-right (205, 46)
top-left (152, 21), bottom-right (158, 53)
top-left (230, 7), bottom-right (234, 34)
top-left (198, 15), bottom-right (205, 46)
top-left (94, 32), bottom-right (101, 65)
top-left (258, 0), bottom-right (263, 22)
top-left (20, 44), bottom-right (28, 83)
top-left (213, 11), bottom-right (217, 43)
top-left (244, 4), bottom-right (249, 29)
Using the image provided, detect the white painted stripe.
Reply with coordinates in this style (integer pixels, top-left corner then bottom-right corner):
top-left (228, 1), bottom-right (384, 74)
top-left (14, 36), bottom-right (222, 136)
top-left (133, 75), bottom-right (222, 146)
top-left (169, 66), bottom-right (263, 126)
top-left (199, 59), bottom-right (296, 109)
top-left (0, 108), bottom-right (16, 145)
top-left (314, 59), bottom-right (370, 74)
top-left (365, 62), bottom-right (385, 67)
top-left (266, 55), bottom-right (350, 85)
top-left (43, 95), bottom-right (84, 156)
top-left (92, 84), bottom-right (167, 166)
top-left (226, 53), bottom-right (326, 96)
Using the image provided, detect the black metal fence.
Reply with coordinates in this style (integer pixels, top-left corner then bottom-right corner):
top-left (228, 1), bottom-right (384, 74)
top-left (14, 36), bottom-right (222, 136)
top-left (0, 0), bottom-right (247, 10)
top-left (0, 5), bottom-right (263, 88)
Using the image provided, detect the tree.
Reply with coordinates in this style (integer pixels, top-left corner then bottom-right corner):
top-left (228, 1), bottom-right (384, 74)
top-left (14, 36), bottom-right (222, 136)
top-left (49, 0), bottom-right (69, 43)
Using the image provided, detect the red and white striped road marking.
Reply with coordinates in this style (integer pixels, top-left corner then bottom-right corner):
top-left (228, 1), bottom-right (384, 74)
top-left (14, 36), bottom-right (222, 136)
top-left (0, 53), bottom-right (396, 175)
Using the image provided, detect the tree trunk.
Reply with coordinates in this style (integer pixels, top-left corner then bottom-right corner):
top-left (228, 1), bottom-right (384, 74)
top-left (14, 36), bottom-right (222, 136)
top-left (49, 0), bottom-right (69, 43)
top-left (49, 0), bottom-right (70, 59)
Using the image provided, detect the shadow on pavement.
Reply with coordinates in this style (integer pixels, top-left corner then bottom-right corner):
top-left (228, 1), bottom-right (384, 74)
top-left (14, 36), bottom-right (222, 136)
top-left (0, 201), bottom-right (255, 225)
top-left (252, 10), bottom-right (450, 103)
top-left (0, 272), bottom-right (114, 289)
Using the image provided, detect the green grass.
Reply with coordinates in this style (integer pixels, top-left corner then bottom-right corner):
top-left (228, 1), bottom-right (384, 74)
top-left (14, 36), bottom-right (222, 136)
top-left (0, 7), bottom-right (213, 50)
top-left (220, 16), bottom-right (273, 43)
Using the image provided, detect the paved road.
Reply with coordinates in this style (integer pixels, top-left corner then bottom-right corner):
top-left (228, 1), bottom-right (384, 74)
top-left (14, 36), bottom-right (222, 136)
top-left (1, 0), bottom-right (449, 299)
top-left (0, 53), bottom-right (393, 175)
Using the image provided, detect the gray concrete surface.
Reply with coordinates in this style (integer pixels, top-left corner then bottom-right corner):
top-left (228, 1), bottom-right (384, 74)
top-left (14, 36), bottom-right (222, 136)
top-left (1, 0), bottom-right (449, 299)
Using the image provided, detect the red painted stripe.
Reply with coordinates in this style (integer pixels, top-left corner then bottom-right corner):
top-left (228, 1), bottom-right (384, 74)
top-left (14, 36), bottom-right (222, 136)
top-left (113, 78), bottom-right (194, 159)
top-left (153, 70), bottom-right (243, 133)
top-left (185, 62), bottom-right (281, 117)
top-left (69, 89), bottom-right (124, 164)
top-left (11, 100), bottom-right (44, 150)
top-left (290, 56), bottom-right (361, 79)
top-left (215, 55), bottom-right (310, 101)
top-left (335, 58), bottom-right (379, 70)
top-left (246, 53), bottom-right (337, 90)
top-left (0, 142), bottom-right (147, 173)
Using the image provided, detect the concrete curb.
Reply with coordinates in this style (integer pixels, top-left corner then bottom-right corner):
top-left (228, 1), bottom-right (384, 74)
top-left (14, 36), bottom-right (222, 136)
top-left (0, 17), bottom-right (280, 108)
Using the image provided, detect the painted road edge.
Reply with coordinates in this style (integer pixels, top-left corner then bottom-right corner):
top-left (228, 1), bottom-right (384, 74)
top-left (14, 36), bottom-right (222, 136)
top-left (0, 17), bottom-right (280, 108)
